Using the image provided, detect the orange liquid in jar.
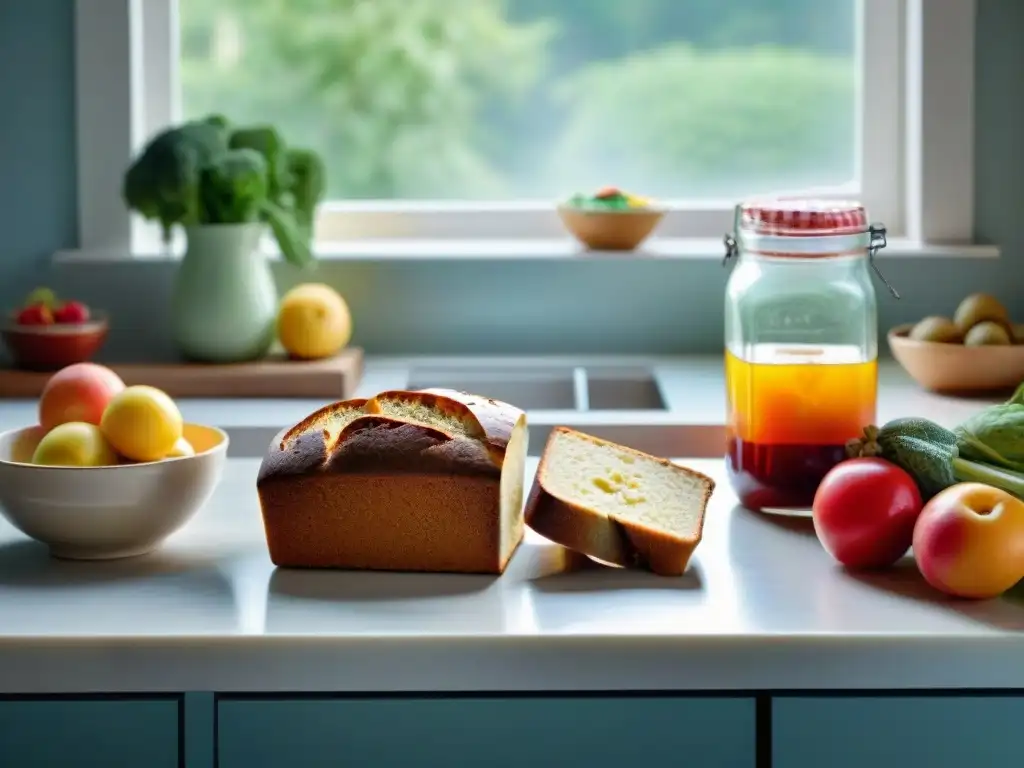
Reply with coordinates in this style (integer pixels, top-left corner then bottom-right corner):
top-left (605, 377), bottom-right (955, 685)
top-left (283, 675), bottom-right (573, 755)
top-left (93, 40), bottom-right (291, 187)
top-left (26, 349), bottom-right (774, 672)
top-left (725, 344), bottom-right (877, 510)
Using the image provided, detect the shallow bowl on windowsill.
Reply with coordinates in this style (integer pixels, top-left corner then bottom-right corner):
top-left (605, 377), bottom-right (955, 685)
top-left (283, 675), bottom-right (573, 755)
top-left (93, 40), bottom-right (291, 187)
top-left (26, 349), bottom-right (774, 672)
top-left (1, 313), bottom-right (109, 371)
top-left (887, 323), bottom-right (1024, 394)
top-left (557, 205), bottom-right (666, 251)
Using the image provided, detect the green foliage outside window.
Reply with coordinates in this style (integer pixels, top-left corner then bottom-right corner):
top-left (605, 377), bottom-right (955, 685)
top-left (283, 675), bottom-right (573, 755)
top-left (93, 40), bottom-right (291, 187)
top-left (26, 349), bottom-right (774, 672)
top-left (180, 0), bottom-right (857, 201)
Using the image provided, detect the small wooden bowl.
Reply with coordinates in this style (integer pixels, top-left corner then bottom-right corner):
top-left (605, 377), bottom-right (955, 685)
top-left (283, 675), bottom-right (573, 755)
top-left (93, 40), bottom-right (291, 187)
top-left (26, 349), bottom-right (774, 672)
top-left (1, 313), bottom-right (109, 371)
top-left (887, 323), bottom-right (1024, 394)
top-left (557, 205), bottom-right (666, 251)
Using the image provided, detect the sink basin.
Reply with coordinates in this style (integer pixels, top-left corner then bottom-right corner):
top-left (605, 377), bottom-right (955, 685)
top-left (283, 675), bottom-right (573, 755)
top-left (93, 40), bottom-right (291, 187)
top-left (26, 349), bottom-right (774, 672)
top-left (585, 368), bottom-right (667, 411)
top-left (406, 365), bottom-right (667, 412)
top-left (405, 367), bottom-right (577, 411)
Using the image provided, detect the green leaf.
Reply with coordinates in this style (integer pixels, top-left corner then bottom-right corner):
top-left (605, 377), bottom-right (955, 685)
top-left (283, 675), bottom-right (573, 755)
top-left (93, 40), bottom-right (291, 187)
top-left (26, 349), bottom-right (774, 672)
top-left (954, 403), bottom-right (1024, 472)
top-left (261, 198), bottom-right (314, 269)
top-left (284, 147), bottom-right (326, 237)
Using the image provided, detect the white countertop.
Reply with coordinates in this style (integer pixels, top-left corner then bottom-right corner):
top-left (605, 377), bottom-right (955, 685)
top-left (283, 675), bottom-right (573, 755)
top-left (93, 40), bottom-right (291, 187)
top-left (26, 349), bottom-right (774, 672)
top-left (0, 355), bottom-right (1000, 436)
top-left (0, 356), bottom-right (1018, 694)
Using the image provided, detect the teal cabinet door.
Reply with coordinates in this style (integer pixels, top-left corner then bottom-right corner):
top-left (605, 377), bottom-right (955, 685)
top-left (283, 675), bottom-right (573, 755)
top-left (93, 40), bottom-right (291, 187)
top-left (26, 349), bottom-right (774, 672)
top-left (218, 696), bottom-right (755, 768)
top-left (774, 696), bottom-right (1024, 768)
top-left (0, 698), bottom-right (179, 768)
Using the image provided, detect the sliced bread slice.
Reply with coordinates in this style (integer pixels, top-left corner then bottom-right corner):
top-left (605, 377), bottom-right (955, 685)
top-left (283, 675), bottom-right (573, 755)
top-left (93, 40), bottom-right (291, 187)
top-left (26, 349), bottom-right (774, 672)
top-left (524, 427), bottom-right (715, 576)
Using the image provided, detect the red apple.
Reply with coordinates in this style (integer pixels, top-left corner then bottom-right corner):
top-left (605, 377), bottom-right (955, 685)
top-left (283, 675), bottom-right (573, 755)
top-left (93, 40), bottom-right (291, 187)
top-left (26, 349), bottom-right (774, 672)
top-left (811, 457), bottom-right (923, 570)
top-left (53, 300), bottom-right (90, 323)
top-left (16, 304), bottom-right (54, 325)
top-left (913, 482), bottom-right (1024, 599)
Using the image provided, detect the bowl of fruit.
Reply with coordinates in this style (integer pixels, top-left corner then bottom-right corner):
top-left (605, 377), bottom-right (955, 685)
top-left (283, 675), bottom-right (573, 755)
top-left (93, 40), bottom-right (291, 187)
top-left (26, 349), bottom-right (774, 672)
top-left (557, 186), bottom-right (666, 251)
top-left (1, 288), bottom-right (109, 371)
top-left (888, 292), bottom-right (1024, 394)
top-left (0, 363), bottom-right (228, 560)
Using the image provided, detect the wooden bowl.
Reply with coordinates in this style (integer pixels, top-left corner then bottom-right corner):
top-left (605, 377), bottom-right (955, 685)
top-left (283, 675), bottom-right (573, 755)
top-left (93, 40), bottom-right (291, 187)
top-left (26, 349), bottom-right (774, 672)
top-left (1, 313), bottom-right (109, 371)
top-left (887, 323), bottom-right (1024, 394)
top-left (557, 205), bottom-right (666, 251)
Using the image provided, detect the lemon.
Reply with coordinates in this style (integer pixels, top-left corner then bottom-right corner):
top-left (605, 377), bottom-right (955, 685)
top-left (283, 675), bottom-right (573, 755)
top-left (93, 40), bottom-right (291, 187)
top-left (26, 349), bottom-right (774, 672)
top-left (32, 422), bottom-right (119, 467)
top-left (100, 385), bottom-right (183, 462)
top-left (277, 283), bottom-right (352, 360)
top-left (166, 437), bottom-right (196, 458)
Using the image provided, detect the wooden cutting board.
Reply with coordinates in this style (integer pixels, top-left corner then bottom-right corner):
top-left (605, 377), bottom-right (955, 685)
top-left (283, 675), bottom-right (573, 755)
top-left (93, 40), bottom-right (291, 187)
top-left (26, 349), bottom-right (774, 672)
top-left (0, 348), bottom-right (364, 399)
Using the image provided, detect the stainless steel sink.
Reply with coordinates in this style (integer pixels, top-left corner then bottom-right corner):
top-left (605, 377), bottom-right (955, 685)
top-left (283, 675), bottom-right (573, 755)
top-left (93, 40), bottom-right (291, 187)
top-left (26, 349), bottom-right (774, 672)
top-left (405, 367), bottom-right (577, 411)
top-left (585, 367), bottom-right (667, 411)
top-left (405, 365), bottom-right (667, 412)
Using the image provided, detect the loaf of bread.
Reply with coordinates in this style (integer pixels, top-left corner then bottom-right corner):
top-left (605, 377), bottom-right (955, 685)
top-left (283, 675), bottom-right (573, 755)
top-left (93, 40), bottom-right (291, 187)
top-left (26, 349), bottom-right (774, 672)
top-left (257, 388), bottom-right (528, 574)
top-left (524, 427), bottom-right (715, 576)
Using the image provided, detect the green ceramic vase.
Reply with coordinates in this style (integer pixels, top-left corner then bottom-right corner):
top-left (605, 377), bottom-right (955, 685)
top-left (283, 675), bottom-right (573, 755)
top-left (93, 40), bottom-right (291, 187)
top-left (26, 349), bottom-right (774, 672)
top-left (171, 223), bottom-right (278, 363)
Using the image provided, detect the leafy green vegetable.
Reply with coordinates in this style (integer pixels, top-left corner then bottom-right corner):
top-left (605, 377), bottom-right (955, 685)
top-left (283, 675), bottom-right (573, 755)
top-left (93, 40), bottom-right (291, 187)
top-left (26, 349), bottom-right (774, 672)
top-left (123, 114), bottom-right (326, 267)
top-left (285, 148), bottom-right (326, 238)
top-left (229, 125), bottom-right (290, 202)
top-left (849, 394), bottom-right (1024, 501)
top-left (202, 113), bottom-right (231, 133)
top-left (122, 119), bottom-right (230, 242)
top-left (261, 198), bottom-right (313, 269)
top-left (199, 148), bottom-right (268, 224)
top-left (954, 383), bottom-right (1024, 472)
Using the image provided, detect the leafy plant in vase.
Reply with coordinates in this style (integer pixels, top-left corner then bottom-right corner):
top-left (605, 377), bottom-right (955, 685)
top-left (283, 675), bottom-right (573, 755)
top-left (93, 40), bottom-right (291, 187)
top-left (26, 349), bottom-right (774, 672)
top-left (123, 114), bottom-right (326, 363)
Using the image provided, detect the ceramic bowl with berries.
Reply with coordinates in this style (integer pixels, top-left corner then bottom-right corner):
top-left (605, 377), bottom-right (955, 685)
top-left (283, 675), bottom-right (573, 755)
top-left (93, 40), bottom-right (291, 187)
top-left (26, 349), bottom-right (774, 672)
top-left (1, 288), bottom-right (109, 371)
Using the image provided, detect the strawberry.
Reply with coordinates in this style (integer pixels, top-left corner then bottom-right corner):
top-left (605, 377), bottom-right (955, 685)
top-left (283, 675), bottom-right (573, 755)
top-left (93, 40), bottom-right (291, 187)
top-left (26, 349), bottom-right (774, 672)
top-left (53, 301), bottom-right (91, 324)
top-left (16, 304), bottom-right (54, 325)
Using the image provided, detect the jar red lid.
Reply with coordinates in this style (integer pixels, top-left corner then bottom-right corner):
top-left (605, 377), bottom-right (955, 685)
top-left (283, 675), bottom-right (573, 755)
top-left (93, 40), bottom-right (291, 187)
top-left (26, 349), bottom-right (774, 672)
top-left (738, 199), bottom-right (868, 236)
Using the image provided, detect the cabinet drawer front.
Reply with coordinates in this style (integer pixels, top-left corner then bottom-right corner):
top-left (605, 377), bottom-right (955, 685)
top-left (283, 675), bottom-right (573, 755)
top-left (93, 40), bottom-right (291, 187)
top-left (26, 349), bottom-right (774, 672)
top-left (774, 696), bottom-right (1024, 768)
top-left (218, 696), bottom-right (755, 768)
top-left (0, 699), bottom-right (179, 768)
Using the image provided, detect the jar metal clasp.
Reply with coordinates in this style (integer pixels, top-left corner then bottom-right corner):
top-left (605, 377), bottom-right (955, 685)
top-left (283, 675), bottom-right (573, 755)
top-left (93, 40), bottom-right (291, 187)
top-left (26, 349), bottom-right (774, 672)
top-left (868, 224), bottom-right (900, 299)
top-left (721, 234), bottom-right (738, 267)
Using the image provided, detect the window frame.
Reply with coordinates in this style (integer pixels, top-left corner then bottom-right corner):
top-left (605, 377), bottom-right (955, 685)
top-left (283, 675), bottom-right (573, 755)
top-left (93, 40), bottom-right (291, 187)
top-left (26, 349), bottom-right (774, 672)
top-left (70, 0), bottom-right (985, 260)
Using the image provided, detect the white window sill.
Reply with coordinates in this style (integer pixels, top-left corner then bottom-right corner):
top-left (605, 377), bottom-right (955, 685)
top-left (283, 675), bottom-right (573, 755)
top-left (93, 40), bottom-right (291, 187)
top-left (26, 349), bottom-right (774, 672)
top-left (52, 237), bottom-right (1001, 264)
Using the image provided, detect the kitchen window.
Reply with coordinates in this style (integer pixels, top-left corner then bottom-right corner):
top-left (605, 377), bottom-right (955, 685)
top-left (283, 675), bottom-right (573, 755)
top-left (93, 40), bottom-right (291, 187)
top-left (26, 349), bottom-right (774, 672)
top-left (68, 0), bottom-right (990, 261)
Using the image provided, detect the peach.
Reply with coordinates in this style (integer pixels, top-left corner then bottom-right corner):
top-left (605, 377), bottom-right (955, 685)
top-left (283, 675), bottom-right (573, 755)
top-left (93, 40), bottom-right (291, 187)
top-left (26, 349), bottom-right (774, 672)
top-left (39, 363), bottom-right (125, 432)
top-left (912, 482), bottom-right (1024, 599)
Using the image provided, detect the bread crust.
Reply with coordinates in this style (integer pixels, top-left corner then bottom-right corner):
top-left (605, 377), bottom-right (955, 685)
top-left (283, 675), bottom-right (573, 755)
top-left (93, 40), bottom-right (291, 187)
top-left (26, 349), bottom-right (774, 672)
top-left (258, 390), bottom-right (526, 484)
top-left (365, 389), bottom-right (487, 438)
top-left (278, 397), bottom-right (369, 450)
top-left (524, 427), bottom-right (715, 577)
top-left (418, 388), bottom-right (526, 466)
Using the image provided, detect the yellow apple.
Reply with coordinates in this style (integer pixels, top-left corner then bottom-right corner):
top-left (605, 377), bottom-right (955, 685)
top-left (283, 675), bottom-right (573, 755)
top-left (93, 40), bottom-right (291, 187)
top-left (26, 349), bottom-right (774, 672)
top-left (100, 385), bottom-right (183, 462)
top-left (32, 422), bottom-right (119, 467)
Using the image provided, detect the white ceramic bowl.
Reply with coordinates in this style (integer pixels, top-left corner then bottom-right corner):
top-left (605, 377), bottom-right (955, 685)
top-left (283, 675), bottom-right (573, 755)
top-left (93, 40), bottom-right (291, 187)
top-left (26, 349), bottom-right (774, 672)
top-left (0, 423), bottom-right (228, 560)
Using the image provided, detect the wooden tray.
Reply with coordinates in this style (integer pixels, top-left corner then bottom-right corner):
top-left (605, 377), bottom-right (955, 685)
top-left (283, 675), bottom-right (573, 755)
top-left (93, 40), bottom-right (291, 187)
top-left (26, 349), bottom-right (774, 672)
top-left (0, 348), bottom-right (364, 399)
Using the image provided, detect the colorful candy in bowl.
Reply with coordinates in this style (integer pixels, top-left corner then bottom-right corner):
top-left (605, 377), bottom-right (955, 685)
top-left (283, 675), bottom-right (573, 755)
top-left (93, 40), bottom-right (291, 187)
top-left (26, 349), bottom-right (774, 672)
top-left (557, 186), bottom-right (666, 251)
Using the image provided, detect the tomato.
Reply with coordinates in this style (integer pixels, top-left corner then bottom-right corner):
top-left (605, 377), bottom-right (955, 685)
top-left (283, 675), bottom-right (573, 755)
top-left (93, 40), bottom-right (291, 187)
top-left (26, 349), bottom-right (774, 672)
top-left (811, 457), bottom-right (923, 570)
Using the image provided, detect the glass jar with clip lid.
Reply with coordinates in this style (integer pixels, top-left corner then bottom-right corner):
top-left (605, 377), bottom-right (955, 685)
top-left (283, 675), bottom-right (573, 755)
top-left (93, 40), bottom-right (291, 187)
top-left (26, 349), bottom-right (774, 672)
top-left (722, 198), bottom-right (899, 513)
